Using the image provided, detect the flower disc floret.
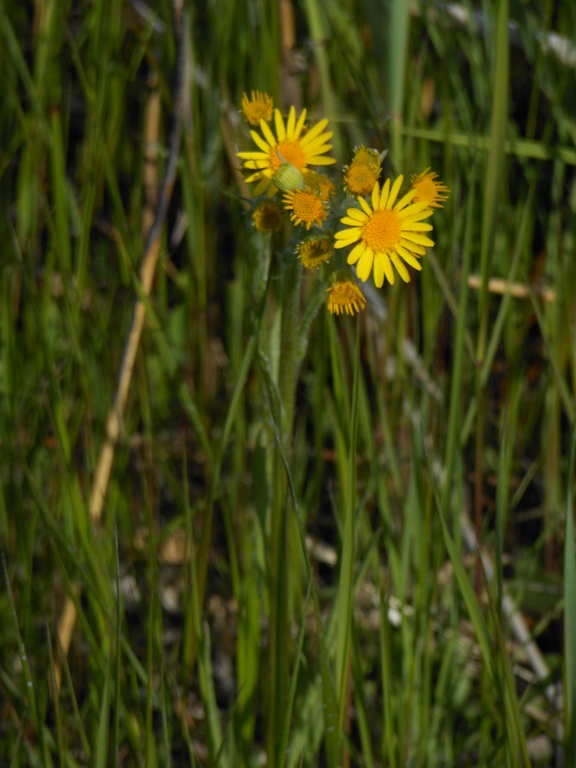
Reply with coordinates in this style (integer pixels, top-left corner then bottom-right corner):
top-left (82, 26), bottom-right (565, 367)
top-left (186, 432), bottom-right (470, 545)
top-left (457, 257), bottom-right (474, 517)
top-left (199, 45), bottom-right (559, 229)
top-left (241, 91), bottom-right (274, 126)
top-left (237, 107), bottom-right (335, 196)
top-left (334, 176), bottom-right (434, 287)
top-left (326, 280), bottom-right (367, 316)
top-left (411, 168), bottom-right (450, 209)
top-left (282, 187), bottom-right (328, 230)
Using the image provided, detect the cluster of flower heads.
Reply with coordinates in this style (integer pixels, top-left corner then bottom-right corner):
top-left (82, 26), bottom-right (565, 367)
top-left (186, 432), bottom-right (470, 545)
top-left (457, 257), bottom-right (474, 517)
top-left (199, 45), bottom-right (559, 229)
top-left (237, 91), bottom-right (449, 317)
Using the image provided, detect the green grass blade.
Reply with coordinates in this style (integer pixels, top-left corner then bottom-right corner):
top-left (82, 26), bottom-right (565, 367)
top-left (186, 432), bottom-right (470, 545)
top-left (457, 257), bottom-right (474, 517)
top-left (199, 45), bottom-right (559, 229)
top-left (95, 666), bottom-right (111, 768)
top-left (110, 524), bottom-right (121, 766)
top-left (198, 622), bottom-right (225, 766)
top-left (335, 321), bottom-right (360, 727)
top-left (2, 553), bottom-right (52, 767)
top-left (387, 0), bottom-right (411, 166)
top-left (437, 511), bottom-right (494, 681)
top-left (565, 427), bottom-right (576, 763)
top-left (476, 0), bottom-right (509, 359)
top-left (277, 584), bottom-right (313, 767)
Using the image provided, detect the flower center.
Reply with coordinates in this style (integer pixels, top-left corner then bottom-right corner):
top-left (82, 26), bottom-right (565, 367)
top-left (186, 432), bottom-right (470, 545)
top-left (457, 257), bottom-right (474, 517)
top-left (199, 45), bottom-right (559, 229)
top-left (298, 237), bottom-right (333, 268)
top-left (291, 190), bottom-right (325, 224)
top-left (253, 202), bottom-right (283, 232)
top-left (246, 104), bottom-right (269, 124)
top-left (363, 210), bottom-right (401, 252)
top-left (414, 178), bottom-right (437, 204)
top-left (345, 164), bottom-right (378, 195)
top-left (270, 139), bottom-right (307, 172)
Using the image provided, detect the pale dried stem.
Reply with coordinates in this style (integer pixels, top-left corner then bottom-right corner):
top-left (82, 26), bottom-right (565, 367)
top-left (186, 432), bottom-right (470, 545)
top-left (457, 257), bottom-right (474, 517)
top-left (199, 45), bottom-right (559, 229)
top-left (467, 274), bottom-right (556, 303)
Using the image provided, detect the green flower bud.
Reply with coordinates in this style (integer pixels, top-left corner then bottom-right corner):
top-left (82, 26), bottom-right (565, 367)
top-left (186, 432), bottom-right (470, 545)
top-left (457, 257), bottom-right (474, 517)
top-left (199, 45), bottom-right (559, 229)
top-left (272, 151), bottom-right (305, 192)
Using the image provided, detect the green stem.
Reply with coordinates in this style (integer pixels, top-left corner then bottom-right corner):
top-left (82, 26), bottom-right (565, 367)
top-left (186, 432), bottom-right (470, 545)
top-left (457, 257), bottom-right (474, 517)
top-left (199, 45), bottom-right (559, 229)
top-left (267, 254), bottom-right (302, 767)
top-left (278, 257), bottom-right (303, 448)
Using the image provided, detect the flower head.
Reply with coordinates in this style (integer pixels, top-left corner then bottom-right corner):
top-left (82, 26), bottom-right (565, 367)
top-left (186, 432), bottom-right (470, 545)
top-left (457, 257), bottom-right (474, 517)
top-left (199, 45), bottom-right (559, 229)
top-left (352, 146), bottom-right (382, 167)
top-left (241, 91), bottom-right (274, 126)
top-left (334, 176), bottom-right (434, 287)
top-left (252, 201), bottom-right (284, 233)
top-left (326, 279), bottom-right (367, 316)
top-left (410, 168), bottom-right (450, 209)
top-left (303, 170), bottom-right (336, 201)
top-left (237, 107), bottom-right (335, 196)
top-left (343, 146), bottom-right (382, 196)
top-left (297, 235), bottom-right (333, 269)
top-left (343, 162), bottom-right (381, 196)
top-left (282, 187), bottom-right (328, 230)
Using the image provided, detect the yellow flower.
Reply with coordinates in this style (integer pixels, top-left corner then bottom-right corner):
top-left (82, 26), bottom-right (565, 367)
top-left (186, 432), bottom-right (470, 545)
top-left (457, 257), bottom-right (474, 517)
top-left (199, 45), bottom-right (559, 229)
top-left (241, 91), bottom-right (274, 126)
top-left (252, 201), bottom-right (284, 233)
top-left (237, 107), bottom-right (335, 196)
top-left (326, 280), bottom-right (367, 316)
top-left (410, 168), bottom-right (450, 209)
top-left (343, 146), bottom-right (382, 196)
top-left (350, 146), bottom-right (382, 170)
top-left (282, 187), bottom-right (328, 230)
top-left (303, 170), bottom-right (336, 201)
top-left (334, 176), bottom-right (434, 287)
top-left (296, 235), bottom-right (333, 269)
top-left (343, 162), bottom-right (380, 196)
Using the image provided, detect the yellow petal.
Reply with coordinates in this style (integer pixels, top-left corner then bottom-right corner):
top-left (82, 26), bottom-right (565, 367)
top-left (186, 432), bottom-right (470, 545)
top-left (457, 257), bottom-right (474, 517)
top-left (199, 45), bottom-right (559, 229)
top-left (378, 178), bottom-right (391, 209)
top-left (286, 106), bottom-right (297, 137)
top-left (390, 252), bottom-right (410, 282)
top-left (301, 118), bottom-right (329, 145)
top-left (386, 175), bottom-right (403, 209)
top-left (359, 195), bottom-right (374, 216)
top-left (274, 109), bottom-right (286, 141)
top-left (260, 120), bottom-right (277, 147)
top-left (344, 208), bottom-right (367, 222)
top-left (347, 241), bottom-right (366, 265)
top-left (405, 222), bottom-right (434, 232)
top-left (393, 188), bottom-right (418, 212)
top-left (335, 231), bottom-right (362, 248)
top-left (398, 200), bottom-right (431, 218)
top-left (371, 182), bottom-right (382, 210)
top-left (355, 248), bottom-right (374, 281)
top-left (295, 110), bottom-right (308, 141)
top-left (402, 232), bottom-right (434, 247)
top-left (310, 154), bottom-right (336, 165)
top-left (396, 245), bottom-right (422, 269)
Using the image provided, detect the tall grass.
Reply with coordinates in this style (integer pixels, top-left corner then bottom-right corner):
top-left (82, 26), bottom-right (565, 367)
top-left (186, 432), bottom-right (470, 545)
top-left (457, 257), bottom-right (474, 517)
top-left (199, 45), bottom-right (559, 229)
top-left (1, 0), bottom-right (575, 766)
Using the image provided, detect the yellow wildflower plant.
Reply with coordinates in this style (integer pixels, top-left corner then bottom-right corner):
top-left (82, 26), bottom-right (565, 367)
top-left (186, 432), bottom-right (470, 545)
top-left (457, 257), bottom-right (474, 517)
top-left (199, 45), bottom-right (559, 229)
top-left (237, 91), bottom-right (449, 318)
top-left (410, 168), bottom-right (450, 209)
top-left (237, 107), bottom-right (335, 196)
top-left (335, 176), bottom-right (434, 287)
top-left (241, 91), bottom-right (274, 126)
top-left (326, 279), bottom-right (367, 316)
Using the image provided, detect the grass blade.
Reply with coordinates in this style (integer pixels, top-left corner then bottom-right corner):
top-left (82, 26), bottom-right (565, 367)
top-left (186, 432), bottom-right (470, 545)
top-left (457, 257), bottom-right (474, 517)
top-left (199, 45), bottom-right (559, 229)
top-left (565, 427), bottom-right (576, 763)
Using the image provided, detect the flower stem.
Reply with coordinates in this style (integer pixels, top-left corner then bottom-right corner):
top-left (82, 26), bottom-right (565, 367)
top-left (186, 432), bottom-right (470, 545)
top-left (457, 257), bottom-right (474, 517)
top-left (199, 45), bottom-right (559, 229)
top-left (267, 253), bottom-right (302, 766)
